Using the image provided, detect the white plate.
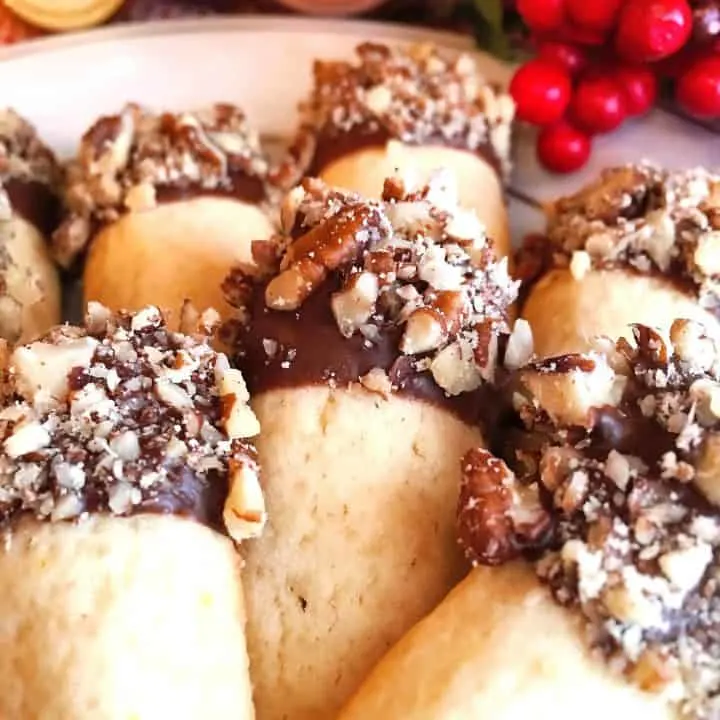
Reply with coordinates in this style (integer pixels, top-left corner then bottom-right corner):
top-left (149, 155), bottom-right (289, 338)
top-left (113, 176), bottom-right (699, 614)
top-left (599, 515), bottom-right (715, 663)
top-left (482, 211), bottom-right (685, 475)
top-left (0, 15), bottom-right (717, 242)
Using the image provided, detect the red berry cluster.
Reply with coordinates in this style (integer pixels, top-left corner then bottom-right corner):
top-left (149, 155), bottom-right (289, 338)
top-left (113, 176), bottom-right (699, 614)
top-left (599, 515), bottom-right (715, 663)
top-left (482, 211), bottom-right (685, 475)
top-left (510, 0), bottom-right (720, 173)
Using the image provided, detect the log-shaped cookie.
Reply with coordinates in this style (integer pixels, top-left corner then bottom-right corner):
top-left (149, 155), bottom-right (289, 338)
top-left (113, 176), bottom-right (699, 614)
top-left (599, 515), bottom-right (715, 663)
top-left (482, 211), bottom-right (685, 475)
top-left (0, 303), bottom-right (265, 720)
top-left (518, 164), bottom-right (720, 357)
top-left (285, 42), bottom-right (514, 259)
top-left (53, 103), bottom-right (276, 327)
top-left (222, 173), bottom-right (525, 720)
top-left (340, 320), bottom-right (720, 720)
top-left (0, 109), bottom-right (62, 343)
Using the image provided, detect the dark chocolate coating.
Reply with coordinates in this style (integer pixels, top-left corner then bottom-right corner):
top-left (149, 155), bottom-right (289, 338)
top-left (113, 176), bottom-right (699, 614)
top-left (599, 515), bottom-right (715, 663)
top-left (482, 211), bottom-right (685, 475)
top-left (308, 125), bottom-right (503, 180)
top-left (5, 178), bottom-right (61, 237)
top-left (235, 278), bottom-right (485, 426)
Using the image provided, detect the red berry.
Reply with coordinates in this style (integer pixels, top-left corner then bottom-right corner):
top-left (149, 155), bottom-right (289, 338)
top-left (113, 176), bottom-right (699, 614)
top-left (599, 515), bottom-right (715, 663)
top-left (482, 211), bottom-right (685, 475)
top-left (566, 0), bottom-right (622, 31)
top-left (517, 0), bottom-right (566, 33)
top-left (571, 75), bottom-right (628, 133)
top-left (537, 40), bottom-right (588, 76)
top-left (616, 0), bottom-right (693, 63)
top-left (677, 55), bottom-right (720, 117)
top-left (510, 59), bottom-right (572, 126)
top-left (654, 47), bottom-right (698, 78)
top-left (537, 121), bottom-right (592, 173)
top-left (554, 22), bottom-right (608, 45)
top-left (614, 65), bottom-right (658, 115)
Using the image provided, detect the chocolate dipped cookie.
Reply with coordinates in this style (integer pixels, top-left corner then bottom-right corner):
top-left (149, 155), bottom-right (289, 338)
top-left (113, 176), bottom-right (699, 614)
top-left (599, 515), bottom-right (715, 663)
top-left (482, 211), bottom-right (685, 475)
top-left (518, 164), bottom-right (720, 357)
top-left (0, 109), bottom-right (62, 344)
top-left (340, 320), bottom-right (720, 720)
top-left (0, 303), bottom-right (265, 720)
top-left (53, 103), bottom-right (276, 328)
top-left (285, 42), bottom-right (514, 260)
top-left (222, 173), bottom-right (525, 719)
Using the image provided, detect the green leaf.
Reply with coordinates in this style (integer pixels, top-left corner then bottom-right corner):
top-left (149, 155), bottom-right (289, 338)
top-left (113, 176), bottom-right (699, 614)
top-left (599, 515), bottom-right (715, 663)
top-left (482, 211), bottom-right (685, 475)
top-left (472, 0), bottom-right (513, 60)
top-left (474, 0), bottom-right (504, 31)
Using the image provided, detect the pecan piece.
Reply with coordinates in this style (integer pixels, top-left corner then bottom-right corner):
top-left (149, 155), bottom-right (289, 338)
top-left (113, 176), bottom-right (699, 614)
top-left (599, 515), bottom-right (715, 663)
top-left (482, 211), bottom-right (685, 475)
top-left (520, 355), bottom-right (624, 427)
top-left (331, 271), bottom-right (379, 338)
top-left (281, 202), bottom-right (381, 270)
top-left (268, 202), bottom-right (385, 311)
top-left (629, 324), bottom-right (669, 367)
top-left (400, 290), bottom-right (467, 355)
top-left (265, 257), bottom-right (326, 311)
top-left (458, 448), bottom-right (552, 566)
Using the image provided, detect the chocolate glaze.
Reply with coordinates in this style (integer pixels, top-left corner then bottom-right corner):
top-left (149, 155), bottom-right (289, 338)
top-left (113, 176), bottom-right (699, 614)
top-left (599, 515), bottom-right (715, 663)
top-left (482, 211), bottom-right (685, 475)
top-left (59, 343), bottom-right (233, 531)
top-left (5, 468), bottom-right (227, 533)
top-left (136, 468), bottom-right (227, 532)
top-left (154, 171), bottom-right (267, 207)
top-left (234, 278), bottom-right (486, 426)
top-left (308, 124), bottom-right (503, 181)
top-left (588, 406), bottom-right (676, 467)
top-left (5, 178), bottom-right (61, 237)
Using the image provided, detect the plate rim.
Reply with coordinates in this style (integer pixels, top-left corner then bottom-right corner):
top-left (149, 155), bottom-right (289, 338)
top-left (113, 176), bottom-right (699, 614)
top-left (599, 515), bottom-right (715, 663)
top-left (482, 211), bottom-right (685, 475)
top-left (0, 14), bottom-right (476, 63)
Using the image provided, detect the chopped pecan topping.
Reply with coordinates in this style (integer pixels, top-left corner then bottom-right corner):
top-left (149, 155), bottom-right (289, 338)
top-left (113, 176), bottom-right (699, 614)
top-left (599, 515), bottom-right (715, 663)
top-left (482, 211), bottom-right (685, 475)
top-left (458, 447), bottom-right (552, 566)
top-left (0, 303), bottom-right (264, 543)
top-left (517, 164), bottom-right (720, 314)
top-left (470, 321), bottom-right (720, 718)
top-left (52, 103), bottom-right (274, 268)
top-left (0, 109), bottom-right (60, 191)
top-left (290, 42), bottom-right (515, 183)
top-left (223, 172), bottom-right (520, 398)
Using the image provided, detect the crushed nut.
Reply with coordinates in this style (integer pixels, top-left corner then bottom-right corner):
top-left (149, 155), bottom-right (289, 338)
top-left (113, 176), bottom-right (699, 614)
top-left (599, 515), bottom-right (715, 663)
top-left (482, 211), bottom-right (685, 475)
top-left (52, 103), bottom-right (274, 268)
top-left (0, 305), bottom-right (264, 544)
top-left (4, 421), bottom-right (50, 458)
top-left (359, 367), bottom-right (393, 398)
top-left (223, 174), bottom-right (518, 411)
top-left (299, 42), bottom-right (515, 180)
top-left (11, 336), bottom-right (99, 411)
top-left (458, 448), bottom-right (551, 566)
top-left (520, 354), bottom-right (623, 427)
top-left (224, 461), bottom-right (266, 542)
top-left (331, 272), bottom-right (379, 338)
top-left (523, 165), bottom-right (720, 315)
top-left (468, 322), bottom-right (720, 719)
top-left (504, 319), bottom-right (534, 370)
top-left (216, 366), bottom-right (260, 439)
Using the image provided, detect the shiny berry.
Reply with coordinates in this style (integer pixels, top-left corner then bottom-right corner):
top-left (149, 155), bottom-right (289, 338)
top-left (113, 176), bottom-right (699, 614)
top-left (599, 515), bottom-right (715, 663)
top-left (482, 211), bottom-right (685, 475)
top-left (654, 46), bottom-right (699, 78)
top-left (571, 75), bottom-right (627, 133)
top-left (537, 121), bottom-right (592, 173)
top-left (616, 0), bottom-right (693, 62)
top-left (517, 0), bottom-right (566, 33)
top-left (677, 55), bottom-right (720, 117)
top-left (554, 22), bottom-right (608, 45)
top-left (510, 59), bottom-right (572, 125)
top-left (566, 0), bottom-right (622, 31)
top-left (614, 65), bottom-right (658, 115)
top-left (537, 40), bottom-right (588, 76)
